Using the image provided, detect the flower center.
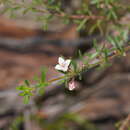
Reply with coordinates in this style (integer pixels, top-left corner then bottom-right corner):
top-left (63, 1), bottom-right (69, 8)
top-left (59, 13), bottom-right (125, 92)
top-left (61, 62), bottom-right (66, 67)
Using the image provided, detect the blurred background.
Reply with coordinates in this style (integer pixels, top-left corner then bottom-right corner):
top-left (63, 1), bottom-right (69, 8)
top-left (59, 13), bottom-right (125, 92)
top-left (0, 0), bottom-right (130, 130)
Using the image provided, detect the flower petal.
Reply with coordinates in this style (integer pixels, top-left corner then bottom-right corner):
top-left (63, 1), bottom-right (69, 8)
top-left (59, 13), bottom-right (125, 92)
top-left (55, 64), bottom-right (68, 72)
top-left (69, 85), bottom-right (75, 91)
top-left (68, 82), bottom-right (76, 91)
top-left (65, 59), bottom-right (71, 67)
top-left (62, 66), bottom-right (68, 72)
top-left (58, 57), bottom-right (65, 65)
top-left (55, 64), bottom-right (63, 71)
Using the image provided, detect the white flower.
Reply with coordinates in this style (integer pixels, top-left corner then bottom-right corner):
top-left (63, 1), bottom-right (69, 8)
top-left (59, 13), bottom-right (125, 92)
top-left (68, 81), bottom-right (76, 91)
top-left (55, 57), bottom-right (71, 72)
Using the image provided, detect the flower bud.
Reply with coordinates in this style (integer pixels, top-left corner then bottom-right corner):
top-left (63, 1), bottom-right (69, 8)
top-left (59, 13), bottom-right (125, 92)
top-left (68, 80), bottom-right (76, 91)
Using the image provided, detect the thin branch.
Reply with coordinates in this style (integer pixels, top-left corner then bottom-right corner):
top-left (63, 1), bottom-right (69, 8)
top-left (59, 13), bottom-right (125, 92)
top-left (46, 44), bottom-right (130, 86)
top-left (6, 1), bottom-right (104, 20)
top-left (33, 8), bottom-right (104, 20)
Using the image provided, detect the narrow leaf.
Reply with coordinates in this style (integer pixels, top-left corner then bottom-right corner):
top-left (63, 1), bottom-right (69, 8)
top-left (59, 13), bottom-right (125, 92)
top-left (24, 80), bottom-right (30, 86)
top-left (23, 95), bottom-right (30, 104)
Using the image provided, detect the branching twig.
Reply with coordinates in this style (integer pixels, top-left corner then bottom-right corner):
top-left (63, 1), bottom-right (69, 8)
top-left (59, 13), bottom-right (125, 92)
top-left (32, 8), bottom-right (104, 20)
top-left (47, 44), bottom-right (130, 84)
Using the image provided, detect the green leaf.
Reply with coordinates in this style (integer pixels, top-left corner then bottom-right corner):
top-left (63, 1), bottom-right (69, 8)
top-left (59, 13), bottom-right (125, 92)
top-left (48, 0), bottom-right (55, 5)
top-left (32, 0), bottom-right (43, 5)
top-left (78, 50), bottom-right (83, 60)
top-left (64, 79), bottom-right (68, 88)
top-left (93, 39), bottom-right (99, 52)
top-left (41, 67), bottom-right (47, 83)
top-left (42, 82), bottom-right (50, 87)
top-left (89, 23), bottom-right (98, 34)
top-left (33, 75), bottom-right (39, 81)
top-left (103, 48), bottom-right (109, 62)
top-left (71, 60), bottom-right (77, 72)
top-left (23, 8), bottom-right (31, 15)
top-left (90, 52), bottom-right (99, 59)
top-left (111, 9), bottom-right (118, 20)
top-left (77, 18), bottom-right (87, 31)
top-left (38, 87), bottom-right (45, 95)
top-left (12, 6), bottom-right (21, 11)
top-left (97, 20), bottom-right (103, 35)
top-left (78, 74), bottom-right (82, 80)
top-left (23, 95), bottom-right (30, 104)
top-left (91, 0), bottom-right (100, 5)
top-left (16, 85), bottom-right (26, 91)
top-left (107, 36), bottom-right (115, 47)
top-left (24, 80), bottom-right (30, 86)
top-left (19, 92), bottom-right (26, 96)
top-left (36, 82), bottom-right (49, 88)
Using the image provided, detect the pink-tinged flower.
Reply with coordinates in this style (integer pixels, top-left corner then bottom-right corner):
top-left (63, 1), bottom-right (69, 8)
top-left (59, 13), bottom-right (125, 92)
top-left (55, 57), bottom-right (71, 72)
top-left (68, 80), bottom-right (76, 91)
